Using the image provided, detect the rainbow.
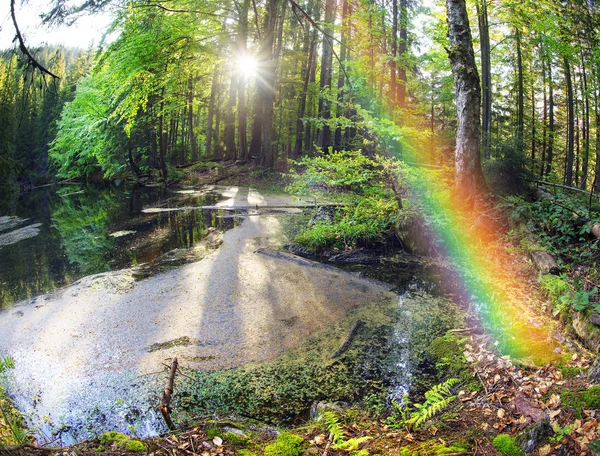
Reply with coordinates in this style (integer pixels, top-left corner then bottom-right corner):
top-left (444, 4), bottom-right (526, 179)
top-left (382, 114), bottom-right (561, 365)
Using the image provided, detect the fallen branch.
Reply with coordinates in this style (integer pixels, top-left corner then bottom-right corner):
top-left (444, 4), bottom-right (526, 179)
top-left (159, 358), bottom-right (178, 431)
top-left (0, 443), bottom-right (65, 455)
top-left (331, 320), bottom-right (364, 359)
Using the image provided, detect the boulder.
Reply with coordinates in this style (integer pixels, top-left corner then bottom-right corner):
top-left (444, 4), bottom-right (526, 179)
top-left (309, 206), bottom-right (336, 225)
top-left (516, 418), bottom-right (551, 454)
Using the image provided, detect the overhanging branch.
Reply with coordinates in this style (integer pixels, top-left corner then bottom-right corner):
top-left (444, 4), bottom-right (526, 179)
top-left (10, 0), bottom-right (60, 79)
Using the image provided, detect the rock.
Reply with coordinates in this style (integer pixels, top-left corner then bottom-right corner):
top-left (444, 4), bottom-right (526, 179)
top-left (327, 249), bottom-right (380, 264)
top-left (589, 361), bottom-right (600, 384)
top-left (309, 206), bottom-right (335, 225)
top-left (572, 313), bottom-right (600, 352)
top-left (309, 401), bottom-right (346, 421)
top-left (529, 250), bottom-right (560, 275)
top-left (284, 243), bottom-right (312, 258)
top-left (516, 418), bottom-right (551, 454)
top-left (513, 393), bottom-right (548, 422)
top-left (590, 313), bottom-right (600, 327)
top-left (223, 426), bottom-right (247, 438)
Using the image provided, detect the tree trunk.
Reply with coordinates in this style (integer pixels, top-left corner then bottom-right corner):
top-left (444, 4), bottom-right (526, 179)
top-left (188, 78), bottom-right (197, 162)
top-left (237, 0), bottom-right (250, 162)
top-left (316, 0), bottom-right (336, 151)
top-left (580, 47), bottom-right (590, 189)
top-left (390, 0), bottom-right (398, 107)
top-left (446, 0), bottom-right (487, 195)
top-left (531, 81), bottom-right (536, 163)
top-left (565, 57), bottom-right (575, 187)
top-left (294, 1), bottom-right (316, 158)
top-left (224, 74), bottom-right (237, 160)
top-left (541, 48), bottom-right (547, 178)
top-left (545, 56), bottom-right (554, 178)
top-left (205, 65), bottom-right (219, 157)
top-left (477, 0), bottom-right (491, 159)
top-left (335, 0), bottom-right (349, 149)
top-left (397, 0), bottom-right (408, 107)
top-left (516, 28), bottom-right (524, 155)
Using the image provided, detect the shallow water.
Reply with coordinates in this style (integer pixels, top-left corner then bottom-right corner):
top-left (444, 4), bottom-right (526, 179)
top-left (0, 184), bottom-right (235, 308)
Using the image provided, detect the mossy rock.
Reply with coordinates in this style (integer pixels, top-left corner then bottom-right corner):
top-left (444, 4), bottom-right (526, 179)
top-left (427, 332), bottom-right (479, 391)
top-left (99, 431), bottom-right (146, 452)
top-left (432, 442), bottom-right (470, 454)
top-left (125, 440), bottom-right (147, 452)
top-left (100, 431), bottom-right (130, 446)
top-left (561, 385), bottom-right (600, 419)
top-left (492, 434), bottom-right (524, 456)
top-left (206, 427), bottom-right (223, 439)
top-left (225, 431), bottom-right (251, 446)
top-left (263, 432), bottom-right (305, 456)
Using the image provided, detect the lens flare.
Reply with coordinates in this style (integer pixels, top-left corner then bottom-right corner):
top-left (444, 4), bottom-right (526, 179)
top-left (235, 54), bottom-right (258, 79)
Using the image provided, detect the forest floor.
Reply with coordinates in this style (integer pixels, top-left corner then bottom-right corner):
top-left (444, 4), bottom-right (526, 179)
top-left (3, 164), bottom-right (600, 455)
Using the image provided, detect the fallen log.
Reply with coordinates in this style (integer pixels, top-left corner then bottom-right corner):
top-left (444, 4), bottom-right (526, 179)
top-left (159, 358), bottom-right (178, 431)
top-left (331, 320), bottom-right (364, 359)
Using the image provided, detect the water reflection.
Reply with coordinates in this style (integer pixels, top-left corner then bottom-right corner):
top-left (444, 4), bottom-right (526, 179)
top-left (0, 184), bottom-right (232, 308)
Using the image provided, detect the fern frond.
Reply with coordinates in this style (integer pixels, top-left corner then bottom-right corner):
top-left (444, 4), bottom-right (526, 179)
top-left (333, 436), bottom-right (372, 450)
top-left (321, 411), bottom-right (345, 444)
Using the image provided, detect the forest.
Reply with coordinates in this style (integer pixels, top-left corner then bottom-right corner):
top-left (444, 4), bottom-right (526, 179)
top-left (2, 0), bottom-right (600, 454)
top-left (0, 0), bottom-right (597, 194)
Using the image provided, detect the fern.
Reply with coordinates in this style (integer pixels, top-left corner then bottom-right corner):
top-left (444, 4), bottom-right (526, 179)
top-left (320, 411), bottom-right (345, 444)
top-left (0, 356), bottom-right (15, 375)
top-left (333, 436), bottom-right (372, 450)
top-left (319, 411), bottom-right (371, 454)
top-left (402, 378), bottom-right (459, 429)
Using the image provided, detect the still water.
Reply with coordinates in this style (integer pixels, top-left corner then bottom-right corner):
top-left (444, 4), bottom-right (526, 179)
top-left (0, 183), bottom-right (234, 308)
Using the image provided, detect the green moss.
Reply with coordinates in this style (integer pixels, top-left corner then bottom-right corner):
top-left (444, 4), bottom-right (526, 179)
top-left (99, 431), bottom-right (145, 452)
top-left (125, 440), bottom-right (146, 452)
top-left (427, 332), bottom-right (479, 391)
top-left (206, 427), bottom-right (223, 439)
top-left (433, 443), bottom-right (470, 454)
top-left (560, 365), bottom-right (583, 379)
top-left (236, 450), bottom-right (257, 456)
top-left (492, 434), bottom-right (523, 456)
top-left (94, 445), bottom-right (105, 452)
top-left (177, 295), bottom-right (461, 423)
top-left (561, 386), bottom-right (600, 419)
top-left (263, 432), bottom-right (305, 456)
top-left (100, 431), bottom-right (130, 446)
top-left (225, 431), bottom-right (251, 446)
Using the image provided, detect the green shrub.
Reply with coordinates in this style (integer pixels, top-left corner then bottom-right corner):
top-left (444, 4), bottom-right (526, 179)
top-left (492, 434), bottom-right (523, 456)
top-left (263, 432), bottom-right (305, 456)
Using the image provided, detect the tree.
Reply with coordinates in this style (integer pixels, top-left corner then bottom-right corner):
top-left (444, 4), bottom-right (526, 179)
top-left (445, 0), bottom-right (487, 195)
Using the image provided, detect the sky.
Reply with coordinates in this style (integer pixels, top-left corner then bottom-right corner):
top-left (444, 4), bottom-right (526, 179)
top-left (0, 0), bottom-right (113, 49)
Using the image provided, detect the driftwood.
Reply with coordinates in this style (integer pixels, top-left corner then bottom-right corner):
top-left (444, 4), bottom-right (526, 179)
top-left (159, 358), bottom-right (178, 431)
top-left (331, 320), bottom-right (364, 359)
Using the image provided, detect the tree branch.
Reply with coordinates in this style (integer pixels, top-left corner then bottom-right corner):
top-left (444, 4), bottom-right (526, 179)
top-left (10, 0), bottom-right (60, 79)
